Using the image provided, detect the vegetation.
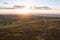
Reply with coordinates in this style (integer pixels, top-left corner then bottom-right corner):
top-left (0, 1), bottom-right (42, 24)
top-left (0, 16), bottom-right (60, 40)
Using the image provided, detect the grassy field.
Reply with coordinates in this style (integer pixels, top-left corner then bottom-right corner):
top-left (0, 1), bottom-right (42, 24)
top-left (0, 18), bottom-right (60, 40)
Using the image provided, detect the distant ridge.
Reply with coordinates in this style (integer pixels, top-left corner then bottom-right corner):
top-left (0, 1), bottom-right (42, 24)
top-left (0, 14), bottom-right (60, 19)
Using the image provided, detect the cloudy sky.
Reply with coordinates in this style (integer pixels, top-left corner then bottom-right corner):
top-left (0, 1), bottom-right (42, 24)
top-left (0, 0), bottom-right (60, 9)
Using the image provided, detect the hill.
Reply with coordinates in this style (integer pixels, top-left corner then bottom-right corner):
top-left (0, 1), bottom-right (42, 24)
top-left (0, 14), bottom-right (60, 40)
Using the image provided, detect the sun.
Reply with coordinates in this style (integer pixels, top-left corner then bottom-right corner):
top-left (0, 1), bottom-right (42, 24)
top-left (15, 6), bottom-right (30, 14)
top-left (15, 9), bottom-right (29, 14)
top-left (20, 9), bottom-right (29, 13)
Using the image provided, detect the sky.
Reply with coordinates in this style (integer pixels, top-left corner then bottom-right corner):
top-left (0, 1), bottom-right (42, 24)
top-left (0, 0), bottom-right (60, 9)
